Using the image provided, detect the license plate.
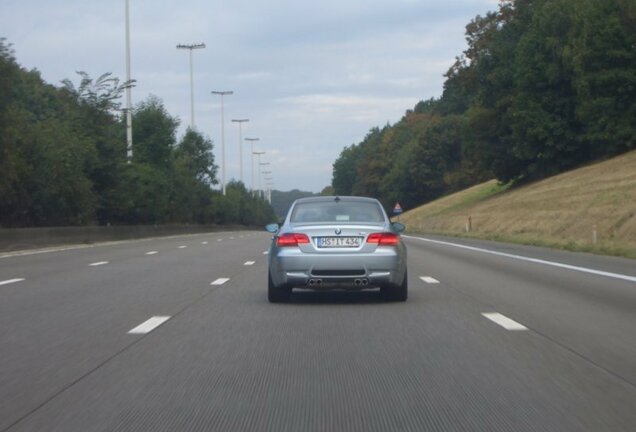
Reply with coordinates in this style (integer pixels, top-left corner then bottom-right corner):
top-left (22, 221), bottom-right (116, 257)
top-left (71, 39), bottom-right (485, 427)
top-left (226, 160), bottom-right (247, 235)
top-left (316, 237), bottom-right (362, 248)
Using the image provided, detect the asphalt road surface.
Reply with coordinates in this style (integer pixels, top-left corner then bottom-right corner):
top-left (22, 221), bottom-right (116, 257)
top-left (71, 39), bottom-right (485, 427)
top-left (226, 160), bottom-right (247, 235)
top-left (1, 231), bottom-right (635, 431)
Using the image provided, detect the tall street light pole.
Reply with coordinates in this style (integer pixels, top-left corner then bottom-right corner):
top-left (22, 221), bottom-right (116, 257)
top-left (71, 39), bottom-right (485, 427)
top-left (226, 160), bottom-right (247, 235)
top-left (260, 163), bottom-right (271, 199)
top-left (211, 90), bottom-right (233, 195)
top-left (265, 177), bottom-right (274, 204)
top-left (246, 138), bottom-right (260, 192)
top-left (231, 119), bottom-right (249, 185)
top-left (125, 0), bottom-right (133, 162)
top-left (177, 43), bottom-right (205, 129)
top-left (253, 151), bottom-right (265, 197)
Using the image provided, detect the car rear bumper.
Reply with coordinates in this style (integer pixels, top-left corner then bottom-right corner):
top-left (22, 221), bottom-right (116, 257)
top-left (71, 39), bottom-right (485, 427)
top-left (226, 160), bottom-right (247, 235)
top-left (269, 247), bottom-right (406, 290)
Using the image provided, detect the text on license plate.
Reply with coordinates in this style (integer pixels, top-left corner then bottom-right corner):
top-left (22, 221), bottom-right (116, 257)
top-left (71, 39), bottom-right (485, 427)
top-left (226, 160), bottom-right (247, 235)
top-left (316, 237), bottom-right (362, 248)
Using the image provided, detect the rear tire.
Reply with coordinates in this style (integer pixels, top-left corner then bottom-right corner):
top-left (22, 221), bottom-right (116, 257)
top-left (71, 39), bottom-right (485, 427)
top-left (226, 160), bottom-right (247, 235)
top-left (382, 270), bottom-right (408, 302)
top-left (268, 271), bottom-right (291, 303)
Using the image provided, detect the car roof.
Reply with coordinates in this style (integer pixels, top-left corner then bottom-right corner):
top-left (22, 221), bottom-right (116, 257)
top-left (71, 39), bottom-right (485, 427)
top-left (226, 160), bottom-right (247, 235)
top-left (293, 196), bottom-right (380, 204)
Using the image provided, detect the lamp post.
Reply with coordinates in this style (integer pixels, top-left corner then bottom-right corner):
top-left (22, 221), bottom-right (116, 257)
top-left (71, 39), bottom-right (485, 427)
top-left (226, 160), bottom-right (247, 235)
top-left (266, 184), bottom-right (274, 203)
top-left (260, 164), bottom-right (271, 199)
top-left (125, 0), bottom-right (133, 162)
top-left (231, 119), bottom-right (249, 185)
top-left (261, 171), bottom-right (272, 201)
top-left (177, 43), bottom-right (205, 129)
top-left (265, 177), bottom-right (274, 204)
top-left (247, 141), bottom-right (261, 193)
top-left (252, 152), bottom-right (265, 197)
top-left (211, 90), bottom-right (233, 195)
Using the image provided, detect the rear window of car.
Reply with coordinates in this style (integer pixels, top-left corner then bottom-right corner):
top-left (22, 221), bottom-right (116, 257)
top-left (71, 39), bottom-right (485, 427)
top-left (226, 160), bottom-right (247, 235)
top-left (290, 201), bottom-right (385, 223)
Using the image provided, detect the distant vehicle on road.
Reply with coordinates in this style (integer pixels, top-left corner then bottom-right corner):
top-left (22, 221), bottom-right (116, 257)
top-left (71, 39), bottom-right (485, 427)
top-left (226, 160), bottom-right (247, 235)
top-left (266, 196), bottom-right (408, 302)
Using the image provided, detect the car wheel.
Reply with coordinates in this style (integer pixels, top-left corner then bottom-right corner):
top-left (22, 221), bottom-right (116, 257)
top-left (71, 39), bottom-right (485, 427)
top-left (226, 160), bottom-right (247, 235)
top-left (381, 270), bottom-right (408, 302)
top-left (268, 271), bottom-right (291, 303)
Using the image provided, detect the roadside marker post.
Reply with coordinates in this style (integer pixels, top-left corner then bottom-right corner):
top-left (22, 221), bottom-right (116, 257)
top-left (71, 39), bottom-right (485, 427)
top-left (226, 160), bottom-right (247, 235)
top-left (393, 202), bottom-right (403, 222)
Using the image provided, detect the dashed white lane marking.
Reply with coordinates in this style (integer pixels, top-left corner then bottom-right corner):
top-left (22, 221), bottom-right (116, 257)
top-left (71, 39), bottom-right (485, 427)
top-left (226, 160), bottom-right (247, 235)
top-left (0, 278), bottom-right (25, 286)
top-left (244, 261), bottom-right (255, 266)
top-left (263, 251), bottom-right (269, 255)
top-left (145, 251), bottom-right (158, 255)
top-left (420, 276), bottom-right (439, 284)
top-left (482, 313), bottom-right (528, 331)
top-left (211, 278), bottom-right (230, 285)
top-left (217, 239), bottom-right (223, 242)
top-left (178, 245), bottom-right (187, 249)
top-left (89, 261), bottom-right (109, 267)
top-left (404, 236), bottom-right (636, 284)
top-left (201, 241), bottom-right (208, 245)
top-left (128, 316), bottom-right (171, 334)
top-left (229, 236), bottom-right (235, 240)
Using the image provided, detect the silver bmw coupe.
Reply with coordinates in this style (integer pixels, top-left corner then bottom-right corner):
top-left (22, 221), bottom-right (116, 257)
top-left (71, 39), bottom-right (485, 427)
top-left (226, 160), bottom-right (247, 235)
top-left (266, 196), bottom-right (408, 302)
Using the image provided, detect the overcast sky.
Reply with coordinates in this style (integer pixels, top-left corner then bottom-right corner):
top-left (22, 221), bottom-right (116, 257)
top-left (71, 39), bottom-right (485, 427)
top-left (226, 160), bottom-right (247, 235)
top-left (1, 0), bottom-right (498, 193)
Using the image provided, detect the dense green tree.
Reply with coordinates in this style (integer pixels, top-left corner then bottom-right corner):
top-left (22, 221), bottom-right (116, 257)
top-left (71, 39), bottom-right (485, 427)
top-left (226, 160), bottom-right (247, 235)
top-left (109, 163), bottom-right (172, 224)
top-left (132, 95), bottom-right (179, 170)
top-left (270, 189), bottom-right (318, 219)
top-left (382, 115), bottom-right (466, 209)
top-left (320, 185), bottom-right (334, 196)
top-left (213, 181), bottom-right (277, 225)
top-left (174, 127), bottom-right (217, 185)
top-left (59, 71), bottom-right (130, 223)
top-left (0, 41), bottom-right (276, 227)
top-left (0, 42), bottom-right (99, 226)
top-left (571, 0), bottom-right (636, 158)
top-left (170, 128), bottom-right (218, 223)
top-left (506, 0), bottom-right (581, 180)
top-left (350, 127), bottom-right (388, 198)
top-left (332, 0), bottom-right (635, 204)
top-left (331, 144), bottom-right (360, 195)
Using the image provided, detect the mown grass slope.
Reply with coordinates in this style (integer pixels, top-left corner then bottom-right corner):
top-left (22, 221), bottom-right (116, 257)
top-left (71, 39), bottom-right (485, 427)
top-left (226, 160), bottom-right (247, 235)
top-left (400, 150), bottom-right (636, 258)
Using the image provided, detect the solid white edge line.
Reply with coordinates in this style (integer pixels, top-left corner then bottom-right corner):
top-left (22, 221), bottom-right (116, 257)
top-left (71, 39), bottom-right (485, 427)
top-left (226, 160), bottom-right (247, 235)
top-left (482, 313), bottom-right (528, 331)
top-left (89, 261), bottom-right (109, 266)
top-left (0, 278), bottom-right (25, 286)
top-left (404, 235), bottom-right (636, 284)
top-left (420, 276), bottom-right (440, 284)
top-left (128, 316), bottom-right (171, 334)
top-left (244, 261), bottom-right (255, 266)
top-left (211, 278), bottom-right (230, 285)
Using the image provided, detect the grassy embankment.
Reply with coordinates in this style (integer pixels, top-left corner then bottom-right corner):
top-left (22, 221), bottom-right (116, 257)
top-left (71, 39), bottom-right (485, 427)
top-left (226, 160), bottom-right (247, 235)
top-left (399, 150), bottom-right (636, 259)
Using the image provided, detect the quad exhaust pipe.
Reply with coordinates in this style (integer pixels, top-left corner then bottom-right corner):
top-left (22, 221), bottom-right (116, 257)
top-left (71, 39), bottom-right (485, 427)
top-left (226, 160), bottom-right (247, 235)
top-left (307, 278), bottom-right (369, 287)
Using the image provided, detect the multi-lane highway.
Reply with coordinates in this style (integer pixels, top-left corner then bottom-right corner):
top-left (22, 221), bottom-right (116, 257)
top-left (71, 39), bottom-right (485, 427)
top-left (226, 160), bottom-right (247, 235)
top-left (1, 231), bottom-right (635, 431)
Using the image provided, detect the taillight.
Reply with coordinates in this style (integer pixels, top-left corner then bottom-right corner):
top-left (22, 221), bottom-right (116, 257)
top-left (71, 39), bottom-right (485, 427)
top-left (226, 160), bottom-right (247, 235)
top-left (367, 232), bottom-right (399, 246)
top-left (277, 233), bottom-right (310, 247)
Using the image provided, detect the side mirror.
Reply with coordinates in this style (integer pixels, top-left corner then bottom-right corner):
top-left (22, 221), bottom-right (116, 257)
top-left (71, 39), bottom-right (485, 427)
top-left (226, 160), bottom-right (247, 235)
top-left (392, 222), bottom-right (406, 233)
top-left (265, 223), bottom-right (279, 234)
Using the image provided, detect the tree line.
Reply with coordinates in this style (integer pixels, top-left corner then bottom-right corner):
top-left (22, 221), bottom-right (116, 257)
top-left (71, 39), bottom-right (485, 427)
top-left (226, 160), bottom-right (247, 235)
top-left (0, 39), bottom-right (276, 227)
top-left (332, 0), bottom-right (636, 211)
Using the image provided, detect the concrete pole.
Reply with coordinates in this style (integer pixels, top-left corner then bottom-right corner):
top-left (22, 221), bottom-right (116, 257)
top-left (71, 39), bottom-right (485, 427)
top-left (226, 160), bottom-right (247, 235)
top-left (232, 119), bottom-right (249, 185)
top-left (125, 0), bottom-right (133, 162)
top-left (177, 43), bottom-right (205, 129)
top-left (211, 91), bottom-right (233, 195)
